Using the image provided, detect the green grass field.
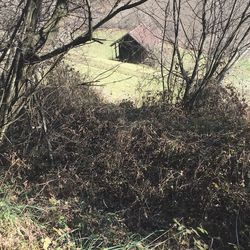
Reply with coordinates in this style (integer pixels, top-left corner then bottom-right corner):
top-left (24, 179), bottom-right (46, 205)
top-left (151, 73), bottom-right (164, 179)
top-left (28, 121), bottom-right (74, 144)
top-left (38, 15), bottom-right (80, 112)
top-left (66, 29), bottom-right (161, 103)
top-left (66, 28), bottom-right (250, 104)
top-left (229, 58), bottom-right (250, 101)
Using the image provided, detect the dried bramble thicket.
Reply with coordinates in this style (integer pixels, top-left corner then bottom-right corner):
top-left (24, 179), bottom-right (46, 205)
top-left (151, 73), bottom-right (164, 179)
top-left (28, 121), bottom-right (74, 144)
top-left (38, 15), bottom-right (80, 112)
top-left (1, 64), bottom-right (249, 249)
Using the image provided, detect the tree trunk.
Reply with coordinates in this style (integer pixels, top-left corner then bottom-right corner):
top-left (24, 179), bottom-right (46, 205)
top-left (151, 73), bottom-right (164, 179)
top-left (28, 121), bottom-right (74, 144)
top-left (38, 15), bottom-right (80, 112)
top-left (0, 123), bottom-right (9, 144)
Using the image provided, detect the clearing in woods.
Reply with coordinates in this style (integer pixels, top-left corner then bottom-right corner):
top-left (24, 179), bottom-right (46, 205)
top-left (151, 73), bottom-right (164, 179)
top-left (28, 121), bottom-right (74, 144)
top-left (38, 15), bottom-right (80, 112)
top-left (66, 29), bottom-right (250, 103)
top-left (66, 29), bottom-right (160, 103)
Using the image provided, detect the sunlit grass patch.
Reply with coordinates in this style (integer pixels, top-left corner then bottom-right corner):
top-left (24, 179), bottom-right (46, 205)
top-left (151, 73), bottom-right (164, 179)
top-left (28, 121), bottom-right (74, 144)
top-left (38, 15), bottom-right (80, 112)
top-left (66, 29), bottom-right (162, 103)
top-left (67, 27), bottom-right (250, 104)
top-left (228, 57), bottom-right (250, 102)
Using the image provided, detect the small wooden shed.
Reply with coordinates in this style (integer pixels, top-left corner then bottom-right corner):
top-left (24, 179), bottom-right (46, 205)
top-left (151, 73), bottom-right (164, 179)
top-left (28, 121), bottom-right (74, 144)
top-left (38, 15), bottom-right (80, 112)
top-left (111, 25), bottom-right (158, 64)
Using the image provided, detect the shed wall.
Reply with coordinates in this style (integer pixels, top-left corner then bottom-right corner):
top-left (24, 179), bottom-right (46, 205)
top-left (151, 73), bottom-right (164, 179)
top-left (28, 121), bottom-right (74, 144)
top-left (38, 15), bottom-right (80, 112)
top-left (118, 35), bottom-right (148, 63)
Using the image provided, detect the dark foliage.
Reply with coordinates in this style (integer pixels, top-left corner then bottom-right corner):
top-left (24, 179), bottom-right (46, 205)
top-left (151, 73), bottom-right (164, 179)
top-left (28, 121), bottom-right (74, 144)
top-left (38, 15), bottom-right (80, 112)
top-left (1, 64), bottom-right (250, 249)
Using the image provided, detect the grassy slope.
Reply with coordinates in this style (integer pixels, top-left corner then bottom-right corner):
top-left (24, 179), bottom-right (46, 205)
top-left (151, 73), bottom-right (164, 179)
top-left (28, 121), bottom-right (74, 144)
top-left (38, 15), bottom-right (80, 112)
top-left (229, 58), bottom-right (250, 101)
top-left (66, 29), bottom-right (160, 103)
top-left (66, 29), bottom-right (250, 104)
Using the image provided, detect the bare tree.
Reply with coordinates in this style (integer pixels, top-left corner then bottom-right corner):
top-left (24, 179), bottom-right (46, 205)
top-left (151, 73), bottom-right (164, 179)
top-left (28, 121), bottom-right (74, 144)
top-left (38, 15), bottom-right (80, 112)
top-left (148, 0), bottom-right (250, 109)
top-left (0, 0), bottom-right (149, 144)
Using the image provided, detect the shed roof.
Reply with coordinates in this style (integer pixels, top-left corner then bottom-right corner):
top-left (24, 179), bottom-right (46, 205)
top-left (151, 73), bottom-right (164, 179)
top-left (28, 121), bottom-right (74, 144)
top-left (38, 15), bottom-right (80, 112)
top-left (111, 24), bottom-right (159, 51)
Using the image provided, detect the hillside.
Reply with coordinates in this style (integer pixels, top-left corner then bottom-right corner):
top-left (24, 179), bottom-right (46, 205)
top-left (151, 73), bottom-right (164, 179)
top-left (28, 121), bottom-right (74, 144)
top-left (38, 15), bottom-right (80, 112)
top-left (66, 29), bottom-right (161, 103)
top-left (66, 28), bottom-right (250, 104)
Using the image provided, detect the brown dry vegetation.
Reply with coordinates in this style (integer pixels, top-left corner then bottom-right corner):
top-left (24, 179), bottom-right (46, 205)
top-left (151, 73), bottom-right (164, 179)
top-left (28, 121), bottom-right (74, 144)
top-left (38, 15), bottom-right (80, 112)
top-left (0, 63), bottom-right (250, 249)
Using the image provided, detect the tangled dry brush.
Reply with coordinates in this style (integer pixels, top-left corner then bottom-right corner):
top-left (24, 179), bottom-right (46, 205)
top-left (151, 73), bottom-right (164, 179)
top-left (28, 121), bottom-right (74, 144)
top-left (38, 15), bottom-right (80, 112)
top-left (1, 64), bottom-right (250, 249)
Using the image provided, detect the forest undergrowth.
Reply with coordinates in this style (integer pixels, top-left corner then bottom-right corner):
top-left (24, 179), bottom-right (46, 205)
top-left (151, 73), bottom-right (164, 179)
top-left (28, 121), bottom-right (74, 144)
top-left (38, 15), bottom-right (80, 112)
top-left (0, 64), bottom-right (249, 249)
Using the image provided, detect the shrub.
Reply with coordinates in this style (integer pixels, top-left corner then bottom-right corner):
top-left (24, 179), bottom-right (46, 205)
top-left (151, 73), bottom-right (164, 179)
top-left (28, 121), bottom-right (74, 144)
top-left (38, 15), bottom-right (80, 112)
top-left (1, 63), bottom-right (250, 249)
